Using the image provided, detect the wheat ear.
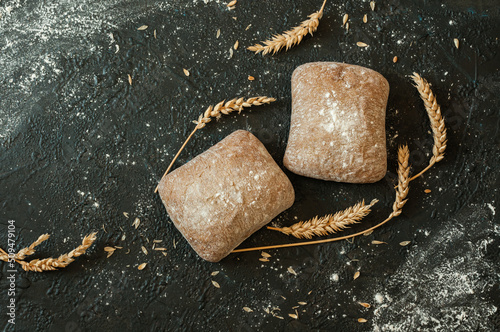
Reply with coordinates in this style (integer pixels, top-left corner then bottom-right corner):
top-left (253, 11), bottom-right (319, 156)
top-left (247, 0), bottom-right (327, 55)
top-left (267, 199), bottom-right (378, 239)
top-left (154, 96), bottom-right (276, 193)
top-left (409, 72), bottom-right (447, 181)
top-left (231, 145), bottom-right (410, 253)
top-left (14, 233), bottom-right (50, 260)
top-left (0, 232), bottom-right (97, 272)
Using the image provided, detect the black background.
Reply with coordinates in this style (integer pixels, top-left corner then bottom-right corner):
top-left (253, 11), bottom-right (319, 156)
top-left (1, 0), bottom-right (499, 331)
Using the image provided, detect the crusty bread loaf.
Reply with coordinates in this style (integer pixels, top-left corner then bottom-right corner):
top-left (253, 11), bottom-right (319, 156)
top-left (158, 130), bottom-right (295, 262)
top-left (283, 62), bottom-right (389, 183)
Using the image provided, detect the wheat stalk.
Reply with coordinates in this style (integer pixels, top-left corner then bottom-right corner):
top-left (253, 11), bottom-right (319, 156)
top-left (154, 96), bottom-right (276, 193)
top-left (409, 72), bottom-right (447, 182)
top-left (247, 0), bottom-right (327, 55)
top-left (267, 199), bottom-right (378, 239)
top-left (0, 232), bottom-right (97, 272)
top-left (231, 145), bottom-right (411, 253)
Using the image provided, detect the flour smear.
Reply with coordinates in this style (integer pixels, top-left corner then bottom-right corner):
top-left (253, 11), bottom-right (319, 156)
top-left (0, 0), bottom-right (203, 140)
top-left (372, 205), bottom-right (498, 331)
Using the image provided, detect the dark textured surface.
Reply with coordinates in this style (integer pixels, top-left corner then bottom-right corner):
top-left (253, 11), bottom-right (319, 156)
top-left (0, 0), bottom-right (499, 331)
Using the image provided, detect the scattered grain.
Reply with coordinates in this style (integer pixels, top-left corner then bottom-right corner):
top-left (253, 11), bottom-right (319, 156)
top-left (137, 25), bottom-right (148, 31)
top-left (121, 234), bottom-right (126, 241)
top-left (454, 38), bottom-right (459, 49)
top-left (261, 252), bottom-right (271, 258)
top-left (393, 56), bottom-right (398, 63)
top-left (104, 246), bottom-right (116, 258)
top-left (363, 230), bottom-right (373, 236)
top-left (399, 241), bottom-right (411, 246)
top-left (343, 14), bottom-right (348, 26)
top-left (243, 307), bottom-right (253, 312)
top-left (183, 68), bottom-right (190, 77)
top-left (298, 302), bottom-right (307, 305)
top-left (357, 42), bottom-right (369, 47)
top-left (359, 302), bottom-right (371, 308)
top-left (216, 29), bottom-right (221, 38)
top-left (248, 75), bottom-right (255, 81)
top-left (212, 280), bottom-right (220, 288)
top-left (245, 24), bottom-right (252, 31)
top-left (234, 40), bottom-right (239, 50)
top-left (141, 245), bottom-right (148, 255)
top-left (354, 271), bottom-right (360, 280)
top-left (372, 240), bottom-right (387, 245)
top-left (132, 218), bottom-right (140, 229)
top-left (162, 252), bottom-right (167, 256)
top-left (259, 258), bottom-right (269, 262)
top-left (154, 247), bottom-right (167, 251)
top-left (123, 212), bottom-right (129, 218)
top-left (424, 189), bottom-right (431, 193)
top-left (211, 271), bottom-right (219, 276)
top-left (153, 239), bottom-right (162, 243)
top-left (370, 1), bottom-right (375, 11)
top-left (229, 48), bottom-right (234, 59)
top-left (345, 22), bottom-right (350, 31)
top-left (289, 313), bottom-right (298, 319)
top-left (363, 14), bottom-right (368, 23)
top-left (227, 0), bottom-right (237, 8)
top-left (154, 29), bottom-right (157, 39)
top-left (138, 263), bottom-right (147, 270)
top-left (128, 74), bottom-right (132, 85)
top-left (287, 267), bottom-right (297, 275)
top-left (358, 318), bottom-right (368, 323)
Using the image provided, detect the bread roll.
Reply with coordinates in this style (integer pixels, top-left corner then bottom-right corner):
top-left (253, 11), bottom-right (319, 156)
top-left (158, 130), bottom-right (295, 262)
top-left (283, 62), bottom-right (389, 183)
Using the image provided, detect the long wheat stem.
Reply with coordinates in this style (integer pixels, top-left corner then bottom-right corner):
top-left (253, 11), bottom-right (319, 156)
top-left (231, 145), bottom-right (410, 253)
top-left (154, 96), bottom-right (276, 193)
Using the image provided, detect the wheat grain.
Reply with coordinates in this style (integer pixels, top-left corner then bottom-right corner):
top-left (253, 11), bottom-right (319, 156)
top-left (357, 41), bottom-right (368, 47)
top-left (247, 0), bottom-right (327, 55)
top-left (399, 241), bottom-right (411, 246)
top-left (358, 318), bottom-right (368, 323)
top-left (363, 14), bottom-right (368, 23)
top-left (343, 14), bottom-right (348, 26)
top-left (154, 96), bottom-right (276, 192)
top-left (231, 145), bottom-right (411, 253)
top-left (370, 1), bottom-right (375, 11)
top-left (408, 73), bottom-right (447, 182)
top-left (354, 271), bottom-right (360, 280)
top-left (137, 25), bottom-right (148, 31)
top-left (268, 199), bottom-right (378, 239)
top-left (359, 302), bottom-right (371, 308)
top-left (138, 263), bottom-right (147, 270)
top-left (371, 240), bottom-right (386, 244)
top-left (393, 56), bottom-right (398, 63)
top-left (454, 38), bottom-right (459, 49)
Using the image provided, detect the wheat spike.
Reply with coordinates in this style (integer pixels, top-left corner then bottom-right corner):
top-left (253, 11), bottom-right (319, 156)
top-left (154, 97), bottom-right (276, 193)
top-left (231, 145), bottom-right (411, 253)
top-left (409, 73), bottom-right (447, 181)
top-left (268, 199), bottom-right (378, 239)
top-left (247, 0), bottom-right (327, 55)
top-left (14, 233), bottom-right (50, 260)
top-left (0, 232), bottom-right (97, 272)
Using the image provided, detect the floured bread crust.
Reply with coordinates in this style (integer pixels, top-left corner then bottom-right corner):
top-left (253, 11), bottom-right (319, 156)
top-left (284, 62), bottom-right (389, 183)
top-left (158, 130), bottom-right (295, 262)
